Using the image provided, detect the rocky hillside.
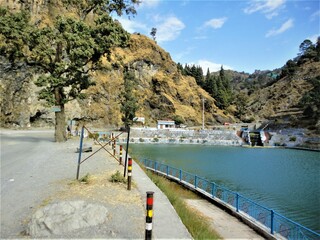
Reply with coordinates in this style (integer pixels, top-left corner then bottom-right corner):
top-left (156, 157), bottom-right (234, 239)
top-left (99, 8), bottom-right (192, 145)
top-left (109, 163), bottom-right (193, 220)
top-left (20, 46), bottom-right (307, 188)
top-left (246, 62), bottom-right (317, 120)
top-left (66, 34), bottom-right (233, 127)
top-left (0, 0), bottom-right (233, 128)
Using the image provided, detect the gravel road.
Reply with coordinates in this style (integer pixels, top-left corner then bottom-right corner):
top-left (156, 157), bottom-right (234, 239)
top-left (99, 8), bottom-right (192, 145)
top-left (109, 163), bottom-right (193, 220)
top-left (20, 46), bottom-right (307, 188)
top-left (0, 129), bottom-right (145, 238)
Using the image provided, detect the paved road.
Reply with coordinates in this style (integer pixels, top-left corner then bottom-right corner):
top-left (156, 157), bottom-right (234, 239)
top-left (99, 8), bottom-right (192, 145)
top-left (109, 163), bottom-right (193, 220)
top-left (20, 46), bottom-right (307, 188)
top-left (0, 129), bottom-right (109, 238)
top-left (1, 130), bottom-right (57, 237)
top-left (0, 129), bottom-right (192, 239)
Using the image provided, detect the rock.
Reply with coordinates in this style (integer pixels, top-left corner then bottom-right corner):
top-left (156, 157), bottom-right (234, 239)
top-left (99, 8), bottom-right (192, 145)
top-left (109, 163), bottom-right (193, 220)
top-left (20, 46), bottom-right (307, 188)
top-left (76, 144), bottom-right (93, 153)
top-left (27, 201), bottom-right (108, 237)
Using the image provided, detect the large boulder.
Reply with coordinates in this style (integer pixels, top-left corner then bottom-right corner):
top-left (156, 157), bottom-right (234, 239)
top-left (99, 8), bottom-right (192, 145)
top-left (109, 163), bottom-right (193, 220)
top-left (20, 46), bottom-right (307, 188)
top-left (27, 201), bottom-right (108, 237)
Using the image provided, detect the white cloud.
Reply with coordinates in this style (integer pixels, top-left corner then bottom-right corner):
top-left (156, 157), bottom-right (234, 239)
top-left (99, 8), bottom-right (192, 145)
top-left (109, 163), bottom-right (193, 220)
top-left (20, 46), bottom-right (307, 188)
top-left (266, 18), bottom-right (294, 37)
top-left (138, 0), bottom-right (161, 8)
top-left (156, 16), bottom-right (185, 42)
top-left (310, 10), bottom-right (320, 21)
top-left (204, 17), bottom-right (228, 29)
top-left (244, 0), bottom-right (286, 19)
top-left (193, 60), bottom-right (233, 72)
top-left (194, 36), bottom-right (207, 40)
top-left (116, 18), bottom-right (148, 33)
top-left (308, 34), bottom-right (319, 44)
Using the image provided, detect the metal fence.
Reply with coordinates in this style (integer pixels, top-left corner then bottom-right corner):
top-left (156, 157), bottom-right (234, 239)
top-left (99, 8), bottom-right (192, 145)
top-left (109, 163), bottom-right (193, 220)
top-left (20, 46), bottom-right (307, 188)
top-left (142, 159), bottom-right (320, 240)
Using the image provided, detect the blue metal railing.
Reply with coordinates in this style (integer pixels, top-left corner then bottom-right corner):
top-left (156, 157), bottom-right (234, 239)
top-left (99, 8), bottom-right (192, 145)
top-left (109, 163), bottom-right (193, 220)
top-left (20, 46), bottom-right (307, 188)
top-left (142, 159), bottom-right (320, 240)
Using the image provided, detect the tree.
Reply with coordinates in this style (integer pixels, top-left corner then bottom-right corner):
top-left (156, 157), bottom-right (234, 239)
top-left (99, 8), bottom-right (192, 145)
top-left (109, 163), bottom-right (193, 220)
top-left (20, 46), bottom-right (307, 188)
top-left (0, 1), bottom-right (139, 142)
top-left (280, 59), bottom-right (297, 77)
top-left (204, 68), bottom-right (217, 96)
top-left (150, 27), bottom-right (157, 41)
top-left (298, 39), bottom-right (317, 64)
top-left (0, 8), bottom-right (31, 64)
top-left (300, 76), bottom-right (320, 119)
top-left (177, 62), bottom-right (184, 74)
top-left (120, 70), bottom-right (139, 129)
top-left (235, 92), bottom-right (248, 119)
top-left (215, 66), bottom-right (232, 109)
top-left (62, 0), bottom-right (140, 20)
top-left (315, 36), bottom-right (320, 62)
top-left (298, 39), bottom-right (314, 57)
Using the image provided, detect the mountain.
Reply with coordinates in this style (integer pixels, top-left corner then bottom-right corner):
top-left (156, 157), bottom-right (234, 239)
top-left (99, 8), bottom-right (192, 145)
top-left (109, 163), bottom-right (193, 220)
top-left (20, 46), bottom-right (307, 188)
top-left (0, 1), bottom-right (233, 128)
top-left (0, 1), bottom-right (318, 133)
top-left (73, 34), bottom-right (234, 127)
top-left (245, 61), bottom-right (319, 128)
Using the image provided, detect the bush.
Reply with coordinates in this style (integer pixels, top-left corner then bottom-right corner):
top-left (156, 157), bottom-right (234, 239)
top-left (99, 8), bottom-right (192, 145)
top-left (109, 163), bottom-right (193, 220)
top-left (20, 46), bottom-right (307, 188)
top-left (139, 138), bottom-right (145, 142)
top-left (79, 173), bottom-right (90, 184)
top-left (289, 136), bottom-right (297, 142)
top-left (110, 171), bottom-right (126, 183)
top-left (88, 132), bottom-right (99, 140)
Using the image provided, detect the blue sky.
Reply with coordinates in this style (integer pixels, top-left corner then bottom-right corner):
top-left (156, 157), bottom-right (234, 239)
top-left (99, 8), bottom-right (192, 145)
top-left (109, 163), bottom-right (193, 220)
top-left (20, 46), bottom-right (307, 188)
top-left (116, 0), bottom-right (319, 73)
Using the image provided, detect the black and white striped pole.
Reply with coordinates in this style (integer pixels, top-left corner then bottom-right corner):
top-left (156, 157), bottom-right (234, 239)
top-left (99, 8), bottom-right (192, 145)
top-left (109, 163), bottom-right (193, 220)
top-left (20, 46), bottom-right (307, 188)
top-left (119, 145), bottom-right (123, 165)
top-left (145, 191), bottom-right (154, 240)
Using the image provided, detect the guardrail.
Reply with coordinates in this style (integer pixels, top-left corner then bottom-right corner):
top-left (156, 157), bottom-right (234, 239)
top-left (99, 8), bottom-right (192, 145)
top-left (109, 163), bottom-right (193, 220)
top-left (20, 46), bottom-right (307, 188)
top-left (142, 159), bottom-right (320, 240)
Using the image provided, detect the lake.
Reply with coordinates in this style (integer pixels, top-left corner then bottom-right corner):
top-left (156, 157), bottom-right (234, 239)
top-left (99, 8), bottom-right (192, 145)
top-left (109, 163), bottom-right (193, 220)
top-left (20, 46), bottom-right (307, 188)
top-left (129, 144), bottom-right (320, 233)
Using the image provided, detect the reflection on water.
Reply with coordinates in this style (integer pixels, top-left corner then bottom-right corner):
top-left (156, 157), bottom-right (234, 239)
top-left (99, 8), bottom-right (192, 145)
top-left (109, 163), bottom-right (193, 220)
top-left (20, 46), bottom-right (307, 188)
top-left (129, 144), bottom-right (320, 232)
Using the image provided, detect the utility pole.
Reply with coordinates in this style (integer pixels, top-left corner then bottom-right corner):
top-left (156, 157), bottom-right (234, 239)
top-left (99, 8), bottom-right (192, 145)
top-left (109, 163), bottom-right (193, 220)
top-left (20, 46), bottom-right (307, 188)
top-left (202, 97), bottom-right (205, 130)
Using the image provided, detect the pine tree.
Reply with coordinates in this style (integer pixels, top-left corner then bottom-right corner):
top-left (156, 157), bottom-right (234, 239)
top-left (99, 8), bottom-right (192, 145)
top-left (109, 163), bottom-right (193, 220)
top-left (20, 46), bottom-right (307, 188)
top-left (177, 62), bottom-right (184, 74)
top-left (214, 66), bottom-right (232, 109)
top-left (120, 70), bottom-right (139, 129)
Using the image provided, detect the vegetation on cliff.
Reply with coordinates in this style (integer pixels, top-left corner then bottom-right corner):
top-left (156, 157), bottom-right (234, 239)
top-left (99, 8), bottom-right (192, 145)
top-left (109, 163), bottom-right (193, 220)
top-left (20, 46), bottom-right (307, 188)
top-left (0, 0), bottom-right (139, 141)
top-left (0, 1), bottom-right (319, 136)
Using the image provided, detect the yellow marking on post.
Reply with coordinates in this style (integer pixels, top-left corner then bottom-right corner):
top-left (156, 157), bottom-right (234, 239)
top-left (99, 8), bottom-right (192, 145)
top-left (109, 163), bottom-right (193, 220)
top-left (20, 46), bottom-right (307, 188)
top-left (128, 166), bottom-right (132, 171)
top-left (147, 210), bottom-right (153, 218)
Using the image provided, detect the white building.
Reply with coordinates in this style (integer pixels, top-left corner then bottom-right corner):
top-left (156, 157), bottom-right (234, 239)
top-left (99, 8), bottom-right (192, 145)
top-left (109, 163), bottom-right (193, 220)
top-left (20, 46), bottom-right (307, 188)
top-left (157, 120), bottom-right (175, 129)
top-left (133, 117), bottom-right (145, 125)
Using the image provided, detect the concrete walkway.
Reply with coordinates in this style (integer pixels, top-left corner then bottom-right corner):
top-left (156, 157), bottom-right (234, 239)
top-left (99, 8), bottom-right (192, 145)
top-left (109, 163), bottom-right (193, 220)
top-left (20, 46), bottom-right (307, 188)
top-left (132, 158), bottom-right (265, 240)
top-left (132, 160), bottom-right (192, 239)
top-left (185, 199), bottom-right (264, 239)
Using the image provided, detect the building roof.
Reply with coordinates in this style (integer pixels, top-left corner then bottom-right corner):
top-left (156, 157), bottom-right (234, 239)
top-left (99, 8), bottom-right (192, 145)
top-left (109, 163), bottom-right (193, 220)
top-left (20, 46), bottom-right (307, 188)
top-left (157, 120), bottom-right (175, 124)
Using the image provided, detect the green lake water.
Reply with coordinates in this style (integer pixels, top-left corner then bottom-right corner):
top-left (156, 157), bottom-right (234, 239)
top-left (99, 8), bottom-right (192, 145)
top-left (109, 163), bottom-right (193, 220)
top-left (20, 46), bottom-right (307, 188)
top-left (129, 144), bottom-right (320, 233)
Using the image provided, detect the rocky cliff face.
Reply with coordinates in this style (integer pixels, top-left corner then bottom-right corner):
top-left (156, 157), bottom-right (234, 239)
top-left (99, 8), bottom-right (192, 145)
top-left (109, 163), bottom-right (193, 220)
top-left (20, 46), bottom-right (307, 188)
top-left (0, 57), bottom-right (55, 127)
top-left (0, 1), bottom-right (233, 128)
top-left (72, 34), bottom-right (232, 127)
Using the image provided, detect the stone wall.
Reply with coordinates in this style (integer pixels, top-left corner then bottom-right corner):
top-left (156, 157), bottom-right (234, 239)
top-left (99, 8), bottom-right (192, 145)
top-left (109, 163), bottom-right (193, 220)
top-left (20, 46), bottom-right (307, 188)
top-left (118, 128), bottom-right (242, 146)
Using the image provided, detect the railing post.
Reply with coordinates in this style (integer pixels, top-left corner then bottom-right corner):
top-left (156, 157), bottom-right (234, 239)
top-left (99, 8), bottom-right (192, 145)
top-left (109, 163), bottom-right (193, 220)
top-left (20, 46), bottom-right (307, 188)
top-left (271, 210), bottom-right (274, 234)
top-left (76, 126), bottom-right (84, 180)
top-left (236, 193), bottom-right (239, 212)
top-left (166, 165), bottom-right (169, 176)
top-left (145, 191), bottom-right (154, 240)
top-left (195, 175), bottom-right (197, 188)
top-left (179, 169), bottom-right (182, 181)
top-left (211, 182), bottom-right (215, 198)
top-left (127, 158), bottom-right (132, 190)
top-left (154, 162), bottom-right (157, 172)
top-left (113, 137), bottom-right (116, 156)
